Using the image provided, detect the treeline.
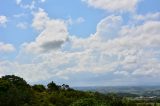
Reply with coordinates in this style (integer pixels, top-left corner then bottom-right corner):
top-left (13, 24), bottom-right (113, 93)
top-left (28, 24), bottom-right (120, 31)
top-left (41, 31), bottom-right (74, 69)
top-left (0, 75), bottom-right (158, 106)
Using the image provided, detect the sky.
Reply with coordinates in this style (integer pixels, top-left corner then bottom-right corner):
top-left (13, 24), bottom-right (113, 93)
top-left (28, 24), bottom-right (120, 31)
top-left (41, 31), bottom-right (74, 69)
top-left (0, 0), bottom-right (160, 87)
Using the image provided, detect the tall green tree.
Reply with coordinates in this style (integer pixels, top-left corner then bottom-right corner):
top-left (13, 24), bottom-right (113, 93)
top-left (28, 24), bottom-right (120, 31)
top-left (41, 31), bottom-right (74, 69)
top-left (47, 81), bottom-right (59, 91)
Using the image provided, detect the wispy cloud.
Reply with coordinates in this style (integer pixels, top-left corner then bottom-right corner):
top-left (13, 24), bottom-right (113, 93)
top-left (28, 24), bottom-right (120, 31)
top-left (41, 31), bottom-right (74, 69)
top-left (16, 0), bottom-right (47, 10)
top-left (66, 17), bottom-right (85, 26)
top-left (16, 22), bottom-right (28, 29)
top-left (13, 13), bottom-right (27, 18)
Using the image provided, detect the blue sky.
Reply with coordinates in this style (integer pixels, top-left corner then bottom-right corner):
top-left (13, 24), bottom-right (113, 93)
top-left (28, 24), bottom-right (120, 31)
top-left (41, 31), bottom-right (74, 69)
top-left (0, 0), bottom-right (160, 86)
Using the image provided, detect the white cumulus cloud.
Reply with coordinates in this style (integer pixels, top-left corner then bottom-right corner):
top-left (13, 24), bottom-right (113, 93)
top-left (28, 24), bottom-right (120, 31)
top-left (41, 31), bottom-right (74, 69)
top-left (82, 0), bottom-right (139, 12)
top-left (1, 4), bottom-right (160, 86)
top-left (0, 42), bottom-right (15, 53)
top-left (23, 9), bottom-right (69, 54)
top-left (0, 15), bottom-right (8, 27)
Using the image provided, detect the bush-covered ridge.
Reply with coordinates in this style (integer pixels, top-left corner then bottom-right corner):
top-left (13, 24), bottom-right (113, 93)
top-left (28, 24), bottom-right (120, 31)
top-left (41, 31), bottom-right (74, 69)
top-left (0, 75), bottom-right (159, 106)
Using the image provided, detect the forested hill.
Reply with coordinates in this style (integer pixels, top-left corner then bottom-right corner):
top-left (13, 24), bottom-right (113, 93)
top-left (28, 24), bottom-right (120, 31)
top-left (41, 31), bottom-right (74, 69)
top-left (0, 75), bottom-right (159, 106)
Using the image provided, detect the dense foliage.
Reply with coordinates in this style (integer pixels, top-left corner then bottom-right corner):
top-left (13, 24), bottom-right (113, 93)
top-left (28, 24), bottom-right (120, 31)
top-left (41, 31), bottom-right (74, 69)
top-left (0, 75), bottom-right (159, 106)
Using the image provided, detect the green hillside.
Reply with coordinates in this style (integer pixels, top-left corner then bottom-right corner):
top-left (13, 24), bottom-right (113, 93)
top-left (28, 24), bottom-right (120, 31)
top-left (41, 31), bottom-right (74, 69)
top-left (0, 75), bottom-right (160, 106)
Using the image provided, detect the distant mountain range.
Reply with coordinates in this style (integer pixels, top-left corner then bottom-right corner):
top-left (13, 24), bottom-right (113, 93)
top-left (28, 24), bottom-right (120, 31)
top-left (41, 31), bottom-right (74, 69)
top-left (74, 86), bottom-right (160, 97)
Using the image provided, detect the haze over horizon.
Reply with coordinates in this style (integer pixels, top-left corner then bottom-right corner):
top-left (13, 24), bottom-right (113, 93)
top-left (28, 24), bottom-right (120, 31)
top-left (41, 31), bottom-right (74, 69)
top-left (0, 0), bottom-right (160, 86)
